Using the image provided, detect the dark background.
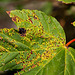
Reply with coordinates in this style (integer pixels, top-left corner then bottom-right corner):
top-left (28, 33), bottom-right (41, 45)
top-left (0, 0), bottom-right (75, 74)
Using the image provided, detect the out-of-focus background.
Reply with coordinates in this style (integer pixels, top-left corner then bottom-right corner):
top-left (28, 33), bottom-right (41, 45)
top-left (0, 0), bottom-right (75, 47)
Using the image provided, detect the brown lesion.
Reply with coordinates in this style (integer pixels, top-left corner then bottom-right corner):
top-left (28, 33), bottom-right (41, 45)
top-left (6, 11), bottom-right (18, 23)
top-left (33, 15), bottom-right (37, 20)
top-left (28, 16), bottom-right (33, 24)
top-left (12, 16), bottom-right (17, 22)
top-left (19, 28), bottom-right (26, 37)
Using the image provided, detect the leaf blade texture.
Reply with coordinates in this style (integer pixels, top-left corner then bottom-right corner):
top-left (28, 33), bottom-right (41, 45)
top-left (58, 0), bottom-right (75, 3)
top-left (0, 9), bottom-right (75, 75)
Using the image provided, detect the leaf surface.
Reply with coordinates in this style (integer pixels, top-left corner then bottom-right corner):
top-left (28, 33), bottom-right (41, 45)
top-left (58, 0), bottom-right (75, 3)
top-left (0, 9), bottom-right (75, 75)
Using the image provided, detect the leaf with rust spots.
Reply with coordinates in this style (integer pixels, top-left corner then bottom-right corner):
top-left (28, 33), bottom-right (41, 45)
top-left (0, 9), bottom-right (75, 75)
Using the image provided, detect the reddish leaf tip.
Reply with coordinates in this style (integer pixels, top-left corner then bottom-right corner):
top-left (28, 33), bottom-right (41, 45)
top-left (6, 11), bottom-right (11, 15)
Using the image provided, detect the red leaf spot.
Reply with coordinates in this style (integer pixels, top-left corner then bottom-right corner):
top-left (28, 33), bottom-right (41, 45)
top-left (34, 15), bottom-right (37, 19)
top-left (30, 50), bottom-right (33, 54)
top-left (27, 55), bottom-right (31, 59)
top-left (28, 17), bottom-right (33, 24)
top-left (30, 39), bottom-right (32, 41)
top-left (12, 16), bottom-right (17, 22)
top-left (30, 20), bottom-right (33, 24)
top-left (31, 64), bottom-right (36, 68)
top-left (21, 65), bottom-right (25, 72)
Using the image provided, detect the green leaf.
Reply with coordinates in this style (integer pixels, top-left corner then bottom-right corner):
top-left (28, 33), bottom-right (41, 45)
top-left (0, 9), bottom-right (75, 75)
top-left (58, 0), bottom-right (75, 3)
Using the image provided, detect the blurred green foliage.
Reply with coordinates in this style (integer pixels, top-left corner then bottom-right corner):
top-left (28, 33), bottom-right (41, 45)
top-left (58, 0), bottom-right (75, 3)
top-left (0, 0), bottom-right (21, 2)
top-left (16, 4), bottom-right (24, 10)
top-left (0, 7), bottom-right (6, 18)
top-left (40, 2), bottom-right (52, 15)
top-left (0, 7), bottom-right (5, 15)
top-left (0, 0), bottom-right (11, 1)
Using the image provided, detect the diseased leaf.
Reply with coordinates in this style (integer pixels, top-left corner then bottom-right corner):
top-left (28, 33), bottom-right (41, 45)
top-left (58, 0), bottom-right (75, 3)
top-left (0, 9), bottom-right (75, 75)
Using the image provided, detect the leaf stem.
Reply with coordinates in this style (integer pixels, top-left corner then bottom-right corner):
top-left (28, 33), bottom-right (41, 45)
top-left (66, 39), bottom-right (75, 46)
